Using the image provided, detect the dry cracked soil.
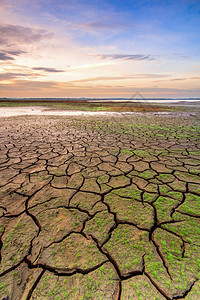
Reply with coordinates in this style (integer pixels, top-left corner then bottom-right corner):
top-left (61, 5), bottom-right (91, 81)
top-left (0, 110), bottom-right (200, 300)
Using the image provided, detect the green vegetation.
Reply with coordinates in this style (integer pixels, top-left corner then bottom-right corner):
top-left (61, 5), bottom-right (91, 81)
top-left (105, 192), bottom-right (154, 229)
top-left (32, 263), bottom-right (117, 299)
top-left (103, 224), bottom-right (149, 275)
top-left (84, 211), bottom-right (115, 245)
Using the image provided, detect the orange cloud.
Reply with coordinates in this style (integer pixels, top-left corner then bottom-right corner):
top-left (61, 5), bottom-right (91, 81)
top-left (154, 76), bottom-right (200, 83)
top-left (1, 79), bottom-right (200, 98)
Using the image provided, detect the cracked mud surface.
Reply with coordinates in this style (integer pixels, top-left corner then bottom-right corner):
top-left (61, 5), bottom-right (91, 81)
top-left (0, 111), bottom-right (200, 299)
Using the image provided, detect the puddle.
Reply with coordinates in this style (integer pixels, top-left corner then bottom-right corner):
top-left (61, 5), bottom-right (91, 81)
top-left (0, 107), bottom-right (120, 117)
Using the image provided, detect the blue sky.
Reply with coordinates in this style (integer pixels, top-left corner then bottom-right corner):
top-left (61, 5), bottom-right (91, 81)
top-left (0, 0), bottom-right (200, 97)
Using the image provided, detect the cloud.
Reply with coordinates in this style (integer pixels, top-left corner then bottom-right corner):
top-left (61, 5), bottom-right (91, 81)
top-left (71, 74), bottom-right (170, 83)
top-left (0, 80), bottom-right (60, 91)
top-left (80, 17), bottom-right (131, 32)
top-left (0, 23), bottom-right (53, 46)
top-left (64, 62), bottom-right (112, 72)
top-left (154, 76), bottom-right (200, 83)
top-left (0, 71), bottom-right (43, 81)
top-left (0, 73), bottom-right (29, 80)
top-left (33, 67), bottom-right (65, 73)
top-left (82, 20), bottom-right (114, 30)
top-left (65, 9), bottom-right (132, 34)
top-left (94, 54), bottom-right (156, 61)
top-left (0, 50), bottom-right (26, 61)
top-left (1, 79), bottom-right (200, 98)
top-left (0, 52), bottom-right (14, 61)
top-left (71, 76), bottom-right (131, 83)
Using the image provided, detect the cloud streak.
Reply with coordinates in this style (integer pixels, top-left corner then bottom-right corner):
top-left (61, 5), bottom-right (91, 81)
top-left (94, 54), bottom-right (156, 61)
top-left (154, 76), bottom-right (200, 83)
top-left (0, 80), bottom-right (60, 91)
top-left (0, 50), bottom-right (26, 61)
top-left (0, 72), bottom-right (43, 81)
top-left (33, 67), bottom-right (65, 73)
top-left (71, 74), bottom-right (170, 83)
top-left (0, 52), bottom-right (14, 61)
top-left (79, 14), bottom-right (131, 32)
top-left (0, 73), bottom-right (29, 80)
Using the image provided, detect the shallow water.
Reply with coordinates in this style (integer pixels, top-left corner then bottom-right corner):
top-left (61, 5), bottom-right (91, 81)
top-left (0, 107), bottom-right (120, 117)
top-left (0, 106), bottom-right (195, 118)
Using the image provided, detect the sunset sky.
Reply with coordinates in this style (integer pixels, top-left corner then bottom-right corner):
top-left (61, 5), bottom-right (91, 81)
top-left (0, 0), bottom-right (200, 98)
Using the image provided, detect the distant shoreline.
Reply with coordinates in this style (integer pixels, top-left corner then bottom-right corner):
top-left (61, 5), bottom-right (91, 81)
top-left (0, 98), bottom-right (200, 105)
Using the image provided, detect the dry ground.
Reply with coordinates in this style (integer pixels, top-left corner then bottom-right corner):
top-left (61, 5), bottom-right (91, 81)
top-left (0, 110), bottom-right (200, 299)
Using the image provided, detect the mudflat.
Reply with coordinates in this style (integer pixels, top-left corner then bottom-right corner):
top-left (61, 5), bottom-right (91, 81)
top-left (0, 106), bottom-right (200, 299)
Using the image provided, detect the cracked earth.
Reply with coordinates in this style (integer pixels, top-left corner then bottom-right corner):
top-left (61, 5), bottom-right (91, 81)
top-left (0, 111), bottom-right (200, 299)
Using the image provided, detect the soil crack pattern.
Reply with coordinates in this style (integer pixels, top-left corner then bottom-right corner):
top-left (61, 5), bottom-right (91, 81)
top-left (0, 112), bottom-right (200, 299)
